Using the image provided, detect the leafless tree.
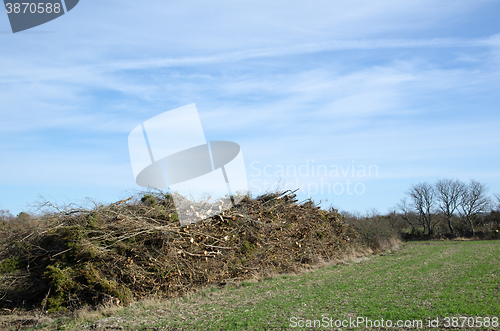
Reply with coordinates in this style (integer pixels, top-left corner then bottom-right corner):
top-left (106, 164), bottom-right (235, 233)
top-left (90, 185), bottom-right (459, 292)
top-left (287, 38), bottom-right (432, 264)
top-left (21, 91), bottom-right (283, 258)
top-left (365, 208), bottom-right (380, 218)
top-left (0, 209), bottom-right (14, 222)
top-left (494, 194), bottom-right (500, 211)
top-left (396, 197), bottom-right (418, 233)
top-left (435, 179), bottom-right (466, 235)
top-left (407, 182), bottom-right (436, 235)
top-left (459, 180), bottom-right (491, 235)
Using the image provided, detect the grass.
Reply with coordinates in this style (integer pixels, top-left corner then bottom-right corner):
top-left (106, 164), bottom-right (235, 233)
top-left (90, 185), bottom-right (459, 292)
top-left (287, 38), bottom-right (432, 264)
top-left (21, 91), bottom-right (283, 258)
top-left (3, 240), bottom-right (499, 330)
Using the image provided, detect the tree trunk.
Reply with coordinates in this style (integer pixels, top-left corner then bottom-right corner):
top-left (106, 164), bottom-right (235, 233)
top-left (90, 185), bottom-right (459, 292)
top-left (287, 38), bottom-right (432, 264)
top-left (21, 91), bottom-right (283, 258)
top-left (466, 217), bottom-right (475, 236)
top-left (447, 216), bottom-right (454, 234)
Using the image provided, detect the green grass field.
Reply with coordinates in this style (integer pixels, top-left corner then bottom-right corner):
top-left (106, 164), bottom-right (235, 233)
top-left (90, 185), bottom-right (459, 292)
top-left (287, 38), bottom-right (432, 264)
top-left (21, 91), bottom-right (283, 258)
top-left (5, 240), bottom-right (500, 330)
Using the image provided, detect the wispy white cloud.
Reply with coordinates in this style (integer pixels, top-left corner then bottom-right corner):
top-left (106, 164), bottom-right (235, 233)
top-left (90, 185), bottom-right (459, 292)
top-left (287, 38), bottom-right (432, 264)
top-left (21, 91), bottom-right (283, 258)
top-left (1, 36), bottom-right (497, 88)
top-left (87, 34), bottom-right (500, 72)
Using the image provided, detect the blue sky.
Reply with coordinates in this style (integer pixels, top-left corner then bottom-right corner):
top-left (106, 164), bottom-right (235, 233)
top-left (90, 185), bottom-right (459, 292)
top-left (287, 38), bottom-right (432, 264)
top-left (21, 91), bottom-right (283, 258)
top-left (1, 0), bottom-right (500, 216)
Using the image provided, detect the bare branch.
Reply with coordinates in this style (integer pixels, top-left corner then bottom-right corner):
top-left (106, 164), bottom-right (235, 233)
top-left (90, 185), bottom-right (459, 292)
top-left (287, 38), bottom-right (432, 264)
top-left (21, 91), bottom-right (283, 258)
top-left (459, 180), bottom-right (491, 235)
top-left (396, 197), bottom-right (417, 232)
top-left (435, 178), bottom-right (466, 234)
top-left (406, 182), bottom-right (436, 235)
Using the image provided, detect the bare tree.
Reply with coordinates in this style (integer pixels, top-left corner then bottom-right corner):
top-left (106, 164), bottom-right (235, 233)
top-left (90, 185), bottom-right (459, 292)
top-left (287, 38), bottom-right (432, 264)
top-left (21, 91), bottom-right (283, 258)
top-left (0, 209), bottom-right (14, 222)
top-left (459, 180), bottom-right (491, 235)
top-left (494, 194), bottom-right (500, 211)
top-left (396, 197), bottom-right (417, 233)
top-left (407, 182), bottom-right (436, 235)
top-left (365, 208), bottom-right (380, 218)
top-left (435, 179), bottom-right (465, 235)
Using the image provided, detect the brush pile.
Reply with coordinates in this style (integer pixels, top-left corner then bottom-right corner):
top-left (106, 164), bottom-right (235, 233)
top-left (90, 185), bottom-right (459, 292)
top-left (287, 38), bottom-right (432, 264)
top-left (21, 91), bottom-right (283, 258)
top-left (0, 190), bottom-right (356, 312)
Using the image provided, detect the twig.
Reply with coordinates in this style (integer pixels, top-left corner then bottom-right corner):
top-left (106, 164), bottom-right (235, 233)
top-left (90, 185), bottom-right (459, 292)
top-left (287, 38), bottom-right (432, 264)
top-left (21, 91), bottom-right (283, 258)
top-left (104, 229), bottom-right (154, 248)
top-left (203, 244), bottom-right (236, 250)
top-left (33, 287), bottom-right (50, 330)
top-left (178, 249), bottom-right (218, 257)
top-left (51, 248), bottom-right (71, 258)
top-left (262, 189), bottom-right (299, 205)
top-left (63, 209), bottom-right (87, 216)
top-left (112, 197), bottom-right (133, 206)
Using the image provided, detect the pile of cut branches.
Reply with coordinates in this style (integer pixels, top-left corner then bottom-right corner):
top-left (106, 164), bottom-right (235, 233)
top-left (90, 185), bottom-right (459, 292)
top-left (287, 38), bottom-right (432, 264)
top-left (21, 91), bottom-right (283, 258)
top-left (0, 190), bottom-right (356, 312)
